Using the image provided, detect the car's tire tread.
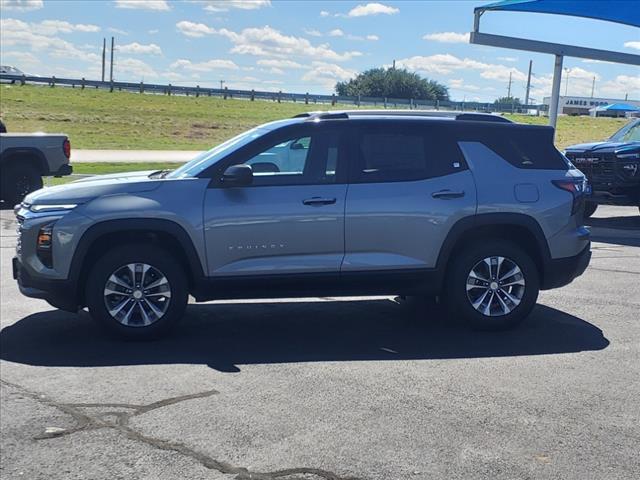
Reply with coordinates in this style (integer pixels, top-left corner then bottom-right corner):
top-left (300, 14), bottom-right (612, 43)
top-left (445, 240), bottom-right (539, 331)
top-left (85, 244), bottom-right (188, 339)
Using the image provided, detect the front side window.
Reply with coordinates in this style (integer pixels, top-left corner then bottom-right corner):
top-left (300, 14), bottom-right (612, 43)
top-left (233, 128), bottom-right (344, 186)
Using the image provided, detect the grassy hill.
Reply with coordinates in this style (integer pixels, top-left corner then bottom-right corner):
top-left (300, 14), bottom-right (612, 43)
top-left (0, 84), bottom-right (629, 151)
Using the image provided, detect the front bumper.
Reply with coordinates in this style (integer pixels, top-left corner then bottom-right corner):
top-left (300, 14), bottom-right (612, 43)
top-left (542, 244), bottom-right (592, 290)
top-left (13, 257), bottom-right (79, 311)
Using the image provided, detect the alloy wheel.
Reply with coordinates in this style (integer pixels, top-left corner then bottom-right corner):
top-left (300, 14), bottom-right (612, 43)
top-left (103, 263), bottom-right (172, 327)
top-left (465, 256), bottom-right (526, 317)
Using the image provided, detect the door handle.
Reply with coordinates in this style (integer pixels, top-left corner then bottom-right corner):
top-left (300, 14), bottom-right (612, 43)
top-left (303, 197), bottom-right (337, 206)
top-left (431, 190), bottom-right (465, 199)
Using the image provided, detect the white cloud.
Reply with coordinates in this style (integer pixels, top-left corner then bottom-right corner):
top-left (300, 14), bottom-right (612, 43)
top-left (624, 41), bottom-right (640, 51)
top-left (199, 0), bottom-right (271, 12)
top-left (109, 27), bottom-right (129, 35)
top-left (114, 0), bottom-right (170, 10)
top-left (347, 3), bottom-right (399, 17)
top-left (114, 57), bottom-right (158, 79)
top-left (422, 32), bottom-right (469, 44)
top-left (449, 78), bottom-right (481, 92)
top-left (0, 18), bottom-right (101, 63)
top-left (366, 34), bottom-right (379, 41)
top-left (328, 29), bottom-right (344, 37)
top-left (599, 75), bottom-right (640, 97)
top-left (176, 20), bottom-right (216, 37)
top-left (498, 56), bottom-right (518, 62)
top-left (118, 42), bottom-right (162, 55)
top-left (320, 10), bottom-right (329, 17)
top-left (0, 0), bottom-right (43, 11)
top-left (170, 58), bottom-right (240, 72)
top-left (148, 29), bottom-right (159, 34)
top-left (257, 59), bottom-right (305, 69)
top-left (175, 23), bottom-right (362, 61)
top-left (395, 54), bottom-right (526, 82)
top-left (37, 20), bottom-right (101, 35)
top-left (304, 29), bottom-right (322, 37)
top-left (302, 61), bottom-right (356, 90)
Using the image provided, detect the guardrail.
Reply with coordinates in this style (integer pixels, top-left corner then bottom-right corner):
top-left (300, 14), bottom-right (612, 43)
top-left (0, 73), bottom-right (546, 114)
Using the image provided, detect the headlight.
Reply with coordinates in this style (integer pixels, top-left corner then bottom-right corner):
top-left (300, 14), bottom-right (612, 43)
top-left (29, 204), bottom-right (77, 213)
top-left (617, 152), bottom-right (640, 160)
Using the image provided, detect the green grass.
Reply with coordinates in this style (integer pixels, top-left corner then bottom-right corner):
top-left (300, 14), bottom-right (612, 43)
top-left (0, 84), bottom-right (630, 152)
top-left (0, 84), bottom-right (343, 150)
top-left (45, 162), bottom-right (183, 185)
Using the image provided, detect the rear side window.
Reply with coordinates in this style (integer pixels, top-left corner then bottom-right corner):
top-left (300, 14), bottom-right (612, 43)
top-left (466, 126), bottom-right (568, 170)
top-left (352, 122), bottom-right (467, 183)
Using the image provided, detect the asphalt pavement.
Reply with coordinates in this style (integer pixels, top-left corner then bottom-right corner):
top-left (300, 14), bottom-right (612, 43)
top-left (1, 206), bottom-right (638, 480)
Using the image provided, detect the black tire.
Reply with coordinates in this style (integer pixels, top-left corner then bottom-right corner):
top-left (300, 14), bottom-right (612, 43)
top-left (583, 202), bottom-right (598, 218)
top-left (445, 241), bottom-right (539, 331)
top-left (0, 162), bottom-right (43, 205)
top-left (86, 244), bottom-right (188, 339)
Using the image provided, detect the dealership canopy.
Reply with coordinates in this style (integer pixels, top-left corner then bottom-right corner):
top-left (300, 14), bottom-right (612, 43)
top-left (593, 103), bottom-right (640, 112)
top-left (470, 0), bottom-right (640, 132)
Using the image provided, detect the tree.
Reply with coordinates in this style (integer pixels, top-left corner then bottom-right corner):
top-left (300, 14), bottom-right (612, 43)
top-left (494, 96), bottom-right (522, 105)
top-left (335, 67), bottom-right (449, 101)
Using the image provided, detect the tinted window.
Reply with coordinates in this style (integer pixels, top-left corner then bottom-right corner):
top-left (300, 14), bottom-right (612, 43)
top-left (352, 122), bottom-right (467, 183)
top-left (458, 125), bottom-right (568, 170)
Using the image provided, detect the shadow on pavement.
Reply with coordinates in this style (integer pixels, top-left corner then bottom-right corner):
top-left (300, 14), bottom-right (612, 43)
top-left (0, 299), bottom-right (609, 372)
top-left (586, 214), bottom-right (640, 247)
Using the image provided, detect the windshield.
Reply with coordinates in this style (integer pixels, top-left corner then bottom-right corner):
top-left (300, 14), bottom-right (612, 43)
top-left (609, 120), bottom-right (640, 142)
top-left (167, 127), bottom-right (267, 178)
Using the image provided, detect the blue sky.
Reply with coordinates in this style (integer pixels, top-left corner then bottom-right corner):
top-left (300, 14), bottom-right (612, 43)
top-left (1, 0), bottom-right (638, 102)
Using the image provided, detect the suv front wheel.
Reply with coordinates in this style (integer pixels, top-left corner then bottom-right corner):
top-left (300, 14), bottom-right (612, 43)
top-left (446, 241), bottom-right (539, 330)
top-left (86, 244), bottom-right (188, 339)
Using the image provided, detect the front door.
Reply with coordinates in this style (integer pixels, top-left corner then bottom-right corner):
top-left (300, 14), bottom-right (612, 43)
top-left (203, 124), bottom-right (348, 277)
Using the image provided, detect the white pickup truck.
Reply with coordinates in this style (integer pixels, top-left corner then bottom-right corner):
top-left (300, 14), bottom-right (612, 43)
top-left (0, 120), bottom-right (72, 204)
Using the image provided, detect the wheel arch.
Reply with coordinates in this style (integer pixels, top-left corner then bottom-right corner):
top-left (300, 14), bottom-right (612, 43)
top-left (70, 218), bottom-right (206, 306)
top-left (0, 147), bottom-right (49, 175)
top-left (437, 213), bottom-right (552, 284)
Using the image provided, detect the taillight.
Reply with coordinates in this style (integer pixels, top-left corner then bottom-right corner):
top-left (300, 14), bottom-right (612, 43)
top-left (552, 179), bottom-right (588, 215)
top-left (63, 138), bottom-right (71, 159)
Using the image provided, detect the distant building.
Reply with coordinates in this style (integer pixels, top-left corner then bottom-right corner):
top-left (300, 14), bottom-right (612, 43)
top-left (543, 95), bottom-right (640, 116)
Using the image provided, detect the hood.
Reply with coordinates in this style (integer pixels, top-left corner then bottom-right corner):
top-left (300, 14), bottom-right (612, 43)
top-left (565, 140), bottom-right (640, 154)
top-left (24, 170), bottom-right (161, 205)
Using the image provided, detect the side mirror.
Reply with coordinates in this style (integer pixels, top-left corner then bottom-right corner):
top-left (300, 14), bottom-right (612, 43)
top-left (221, 164), bottom-right (253, 186)
top-left (290, 141), bottom-right (305, 150)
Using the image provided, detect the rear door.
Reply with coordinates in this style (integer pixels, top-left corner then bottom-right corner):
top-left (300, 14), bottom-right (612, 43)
top-left (343, 121), bottom-right (477, 273)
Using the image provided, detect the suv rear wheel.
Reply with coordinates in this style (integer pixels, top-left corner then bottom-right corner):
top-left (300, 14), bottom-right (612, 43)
top-left (445, 241), bottom-right (539, 330)
top-left (86, 244), bottom-right (188, 339)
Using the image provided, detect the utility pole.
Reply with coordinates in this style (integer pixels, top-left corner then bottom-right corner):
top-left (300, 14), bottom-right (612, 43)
top-left (591, 76), bottom-right (596, 98)
top-left (392, 59), bottom-right (396, 70)
top-left (109, 36), bottom-right (114, 82)
top-left (564, 67), bottom-right (571, 96)
top-left (219, 80), bottom-right (225, 90)
top-left (101, 38), bottom-right (106, 82)
top-left (524, 60), bottom-right (532, 105)
top-left (507, 71), bottom-right (512, 98)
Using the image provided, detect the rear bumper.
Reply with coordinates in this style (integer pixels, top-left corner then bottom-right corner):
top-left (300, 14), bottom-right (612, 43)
top-left (51, 164), bottom-right (73, 177)
top-left (588, 187), bottom-right (639, 207)
top-left (542, 244), bottom-right (591, 290)
top-left (13, 257), bottom-right (79, 311)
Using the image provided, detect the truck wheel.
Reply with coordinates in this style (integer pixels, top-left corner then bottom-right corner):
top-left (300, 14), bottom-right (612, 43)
top-left (1, 163), bottom-right (43, 205)
top-left (86, 244), bottom-right (188, 339)
top-left (583, 202), bottom-right (598, 218)
top-left (445, 241), bottom-right (539, 331)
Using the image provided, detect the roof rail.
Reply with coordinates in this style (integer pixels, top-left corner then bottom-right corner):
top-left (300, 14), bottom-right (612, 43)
top-left (293, 110), bottom-right (512, 123)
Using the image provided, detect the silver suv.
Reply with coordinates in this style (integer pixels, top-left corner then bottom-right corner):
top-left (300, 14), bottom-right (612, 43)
top-left (13, 111), bottom-right (591, 338)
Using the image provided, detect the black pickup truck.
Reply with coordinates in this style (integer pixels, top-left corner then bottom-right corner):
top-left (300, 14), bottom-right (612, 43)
top-left (565, 118), bottom-right (640, 217)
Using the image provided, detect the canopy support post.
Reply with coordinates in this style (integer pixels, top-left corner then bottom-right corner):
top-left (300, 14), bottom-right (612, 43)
top-left (548, 54), bottom-right (564, 133)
